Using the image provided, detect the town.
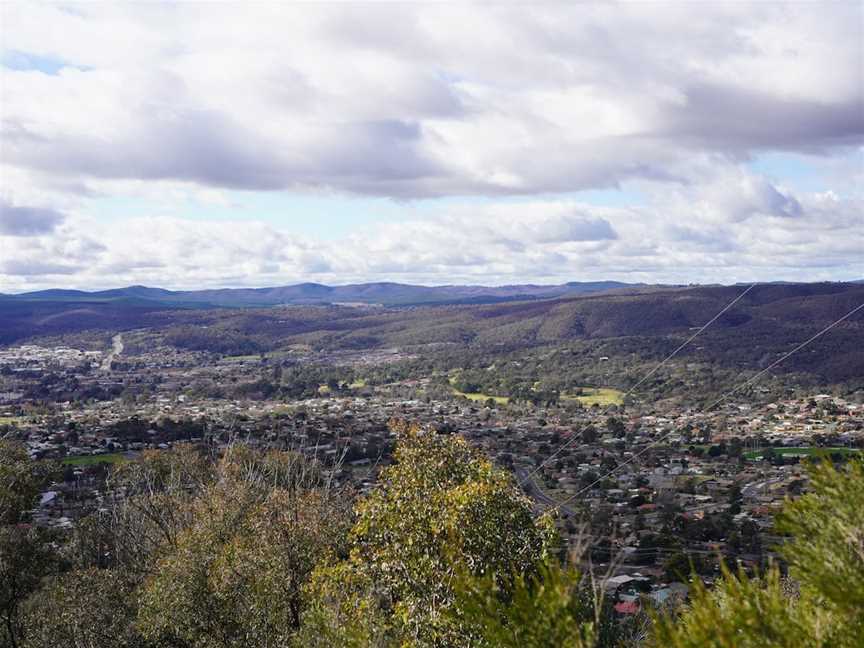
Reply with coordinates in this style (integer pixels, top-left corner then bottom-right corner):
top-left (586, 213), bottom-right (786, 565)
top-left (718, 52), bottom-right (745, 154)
top-left (3, 335), bottom-right (861, 620)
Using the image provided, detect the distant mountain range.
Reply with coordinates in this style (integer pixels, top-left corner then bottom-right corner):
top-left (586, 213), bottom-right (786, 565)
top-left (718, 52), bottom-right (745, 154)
top-left (0, 280), bottom-right (642, 308)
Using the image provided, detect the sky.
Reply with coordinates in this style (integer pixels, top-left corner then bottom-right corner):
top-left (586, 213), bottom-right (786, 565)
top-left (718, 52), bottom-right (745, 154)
top-left (0, 2), bottom-right (862, 292)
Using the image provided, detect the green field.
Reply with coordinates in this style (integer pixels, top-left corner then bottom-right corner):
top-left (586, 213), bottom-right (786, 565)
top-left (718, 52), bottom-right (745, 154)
top-left (222, 351), bottom-right (292, 363)
top-left (62, 453), bottom-right (127, 466)
top-left (451, 388), bottom-right (510, 405)
top-left (0, 416), bottom-right (21, 426)
top-left (563, 387), bottom-right (625, 407)
top-left (221, 354), bottom-right (261, 363)
top-left (744, 447), bottom-right (860, 461)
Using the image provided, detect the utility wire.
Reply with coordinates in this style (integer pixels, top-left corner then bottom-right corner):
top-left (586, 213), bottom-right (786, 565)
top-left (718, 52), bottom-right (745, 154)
top-left (518, 283), bottom-right (756, 488)
top-left (548, 299), bottom-right (864, 512)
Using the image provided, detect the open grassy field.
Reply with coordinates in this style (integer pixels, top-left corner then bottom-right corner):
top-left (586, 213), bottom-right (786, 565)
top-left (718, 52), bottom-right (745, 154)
top-left (0, 416), bottom-right (21, 425)
top-left (221, 354), bottom-right (263, 363)
top-left (62, 453), bottom-right (127, 466)
top-left (563, 387), bottom-right (625, 407)
top-left (221, 350), bottom-right (296, 364)
top-left (744, 447), bottom-right (860, 461)
top-left (451, 388), bottom-right (510, 405)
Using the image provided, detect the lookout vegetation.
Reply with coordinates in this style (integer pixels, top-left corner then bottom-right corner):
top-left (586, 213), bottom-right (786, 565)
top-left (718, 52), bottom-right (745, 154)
top-left (1, 422), bottom-right (862, 648)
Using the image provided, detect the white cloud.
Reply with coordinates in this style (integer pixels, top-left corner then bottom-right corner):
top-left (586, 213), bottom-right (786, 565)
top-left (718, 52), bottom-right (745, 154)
top-left (1, 3), bottom-right (861, 198)
top-left (0, 2), bottom-right (861, 289)
top-left (0, 171), bottom-right (860, 291)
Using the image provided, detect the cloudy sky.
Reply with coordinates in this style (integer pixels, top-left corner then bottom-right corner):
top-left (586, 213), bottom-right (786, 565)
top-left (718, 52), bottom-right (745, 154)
top-left (1, 2), bottom-right (862, 292)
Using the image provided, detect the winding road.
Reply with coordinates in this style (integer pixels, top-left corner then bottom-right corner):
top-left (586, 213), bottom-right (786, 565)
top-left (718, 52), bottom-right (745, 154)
top-left (101, 333), bottom-right (124, 371)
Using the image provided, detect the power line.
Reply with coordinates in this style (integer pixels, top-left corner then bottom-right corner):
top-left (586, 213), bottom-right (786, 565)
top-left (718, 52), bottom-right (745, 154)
top-left (518, 283), bottom-right (756, 488)
top-left (549, 299), bottom-right (864, 513)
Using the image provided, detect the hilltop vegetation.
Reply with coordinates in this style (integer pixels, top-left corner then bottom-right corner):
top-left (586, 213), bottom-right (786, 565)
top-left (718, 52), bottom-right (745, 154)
top-left (2, 431), bottom-right (862, 647)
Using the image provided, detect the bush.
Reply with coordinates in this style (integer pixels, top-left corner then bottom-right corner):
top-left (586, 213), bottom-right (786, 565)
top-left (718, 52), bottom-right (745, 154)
top-left (302, 420), bottom-right (556, 646)
top-left (651, 460), bottom-right (864, 648)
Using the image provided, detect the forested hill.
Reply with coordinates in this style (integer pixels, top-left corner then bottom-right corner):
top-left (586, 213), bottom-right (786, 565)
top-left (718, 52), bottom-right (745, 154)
top-left (0, 280), bottom-right (638, 308)
top-left (1, 281), bottom-right (862, 382)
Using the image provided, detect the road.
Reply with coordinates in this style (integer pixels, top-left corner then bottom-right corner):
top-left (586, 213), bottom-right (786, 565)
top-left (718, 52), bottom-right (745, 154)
top-left (742, 476), bottom-right (785, 499)
top-left (101, 333), bottom-right (124, 371)
top-left (514, 467), bottom-right (579, 517)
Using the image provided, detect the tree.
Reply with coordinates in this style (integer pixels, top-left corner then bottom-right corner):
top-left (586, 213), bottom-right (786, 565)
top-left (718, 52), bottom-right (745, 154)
top-left (71, 444), bottom-right (214, 574)
top-left (303, 420), bottom-right (556, 646)
top-left (663, 551), bottom-right (704, 582)
top-left (606, 417), bottom-right (625, 438)
top-left (451, 559), bottom-right (620, 648)
top-left (726, 484), bottom-right (743, 516)
top-left (0, 442), bottom-right (57, 648)
top-left (0, 526), bottom-right (56, 648)
top-left (651, 460), bottom-right (864, 647)
top-left (135, 448), bottom-right (351, 648)
top-left (21, 568), bottom-right (146, 648)
top-left (0, 442), bottom-right (56, 525)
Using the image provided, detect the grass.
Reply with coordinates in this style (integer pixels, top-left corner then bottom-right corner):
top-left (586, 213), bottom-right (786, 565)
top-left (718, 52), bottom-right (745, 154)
top-left (562, 387), bottom-right (625, 407)
top-left (744, 447), bottom-right (860, 461)
top-left (451, 388), bottom-right (510, 405)
top-left (0, 416), bottom-right (21, 426)
top-left (62, 453), bottom-right (127, 466)
top-left (222, 351), bottom-right (292, 363)
top-left (222, 353), bottom-right (266, 363)
top-left (349, 378), bottom-right (367, 388)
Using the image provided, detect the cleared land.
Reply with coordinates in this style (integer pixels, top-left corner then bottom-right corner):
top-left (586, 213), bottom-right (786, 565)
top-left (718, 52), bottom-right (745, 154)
top-left (563, 387), bottom-right (625, 406)
top-left (451, 388), bottom-right (510, 405)
top-left (62, 453), bottom-right (127, 466)
top-left (446, 377), bottom-right (621, 407)
top-left (744, 447), bottom-right (860, 461)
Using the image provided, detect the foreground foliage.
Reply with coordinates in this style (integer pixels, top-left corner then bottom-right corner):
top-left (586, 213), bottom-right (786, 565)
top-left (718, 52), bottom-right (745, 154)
top-left (132, 446), bottom-right (351, 648)
top-left (0, 442), bottom-right (57, 648)
top-left (1, 433), bottom-right (861, 647)
top-left (452, 560), bottom-right (621, 648)
top-left (300, 420), bottom-right (557, 646)
top-left (651, 460), bottom-right (864, 648)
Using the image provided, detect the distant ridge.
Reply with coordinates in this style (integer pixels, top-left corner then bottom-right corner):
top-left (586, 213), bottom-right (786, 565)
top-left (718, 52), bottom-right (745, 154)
top-left (1, 281), bottom-right (861, 381)
top-left (1, 280), bottom-right (640, 308)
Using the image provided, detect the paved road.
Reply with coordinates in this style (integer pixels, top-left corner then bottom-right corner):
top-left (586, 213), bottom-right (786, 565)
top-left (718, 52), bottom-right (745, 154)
top-left (742, 476), bottom-right (785, 499)
top-left (101, 333), bottom-right (124, 371)
top-left (514, 467), bottom-right (579, 517)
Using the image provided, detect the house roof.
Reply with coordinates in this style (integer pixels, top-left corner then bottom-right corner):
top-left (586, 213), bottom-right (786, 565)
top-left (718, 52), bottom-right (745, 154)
top-left (614, 601), bottom-right (640, 615)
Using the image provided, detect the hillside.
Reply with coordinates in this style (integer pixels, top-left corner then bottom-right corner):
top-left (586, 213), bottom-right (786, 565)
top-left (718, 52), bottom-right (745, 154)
top-left (2, 282), bottom-right (861, 383)
top-left (1, 280), bottom-right (639, 308)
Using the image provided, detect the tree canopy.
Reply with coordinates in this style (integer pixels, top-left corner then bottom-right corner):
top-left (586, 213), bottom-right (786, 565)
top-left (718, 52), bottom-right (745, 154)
top-left (301, 419), bottom-right (556, 646)
top-left (2, 432), bottom-right (861, 647)
top-left (651, 459), bottom-right (864, 648)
